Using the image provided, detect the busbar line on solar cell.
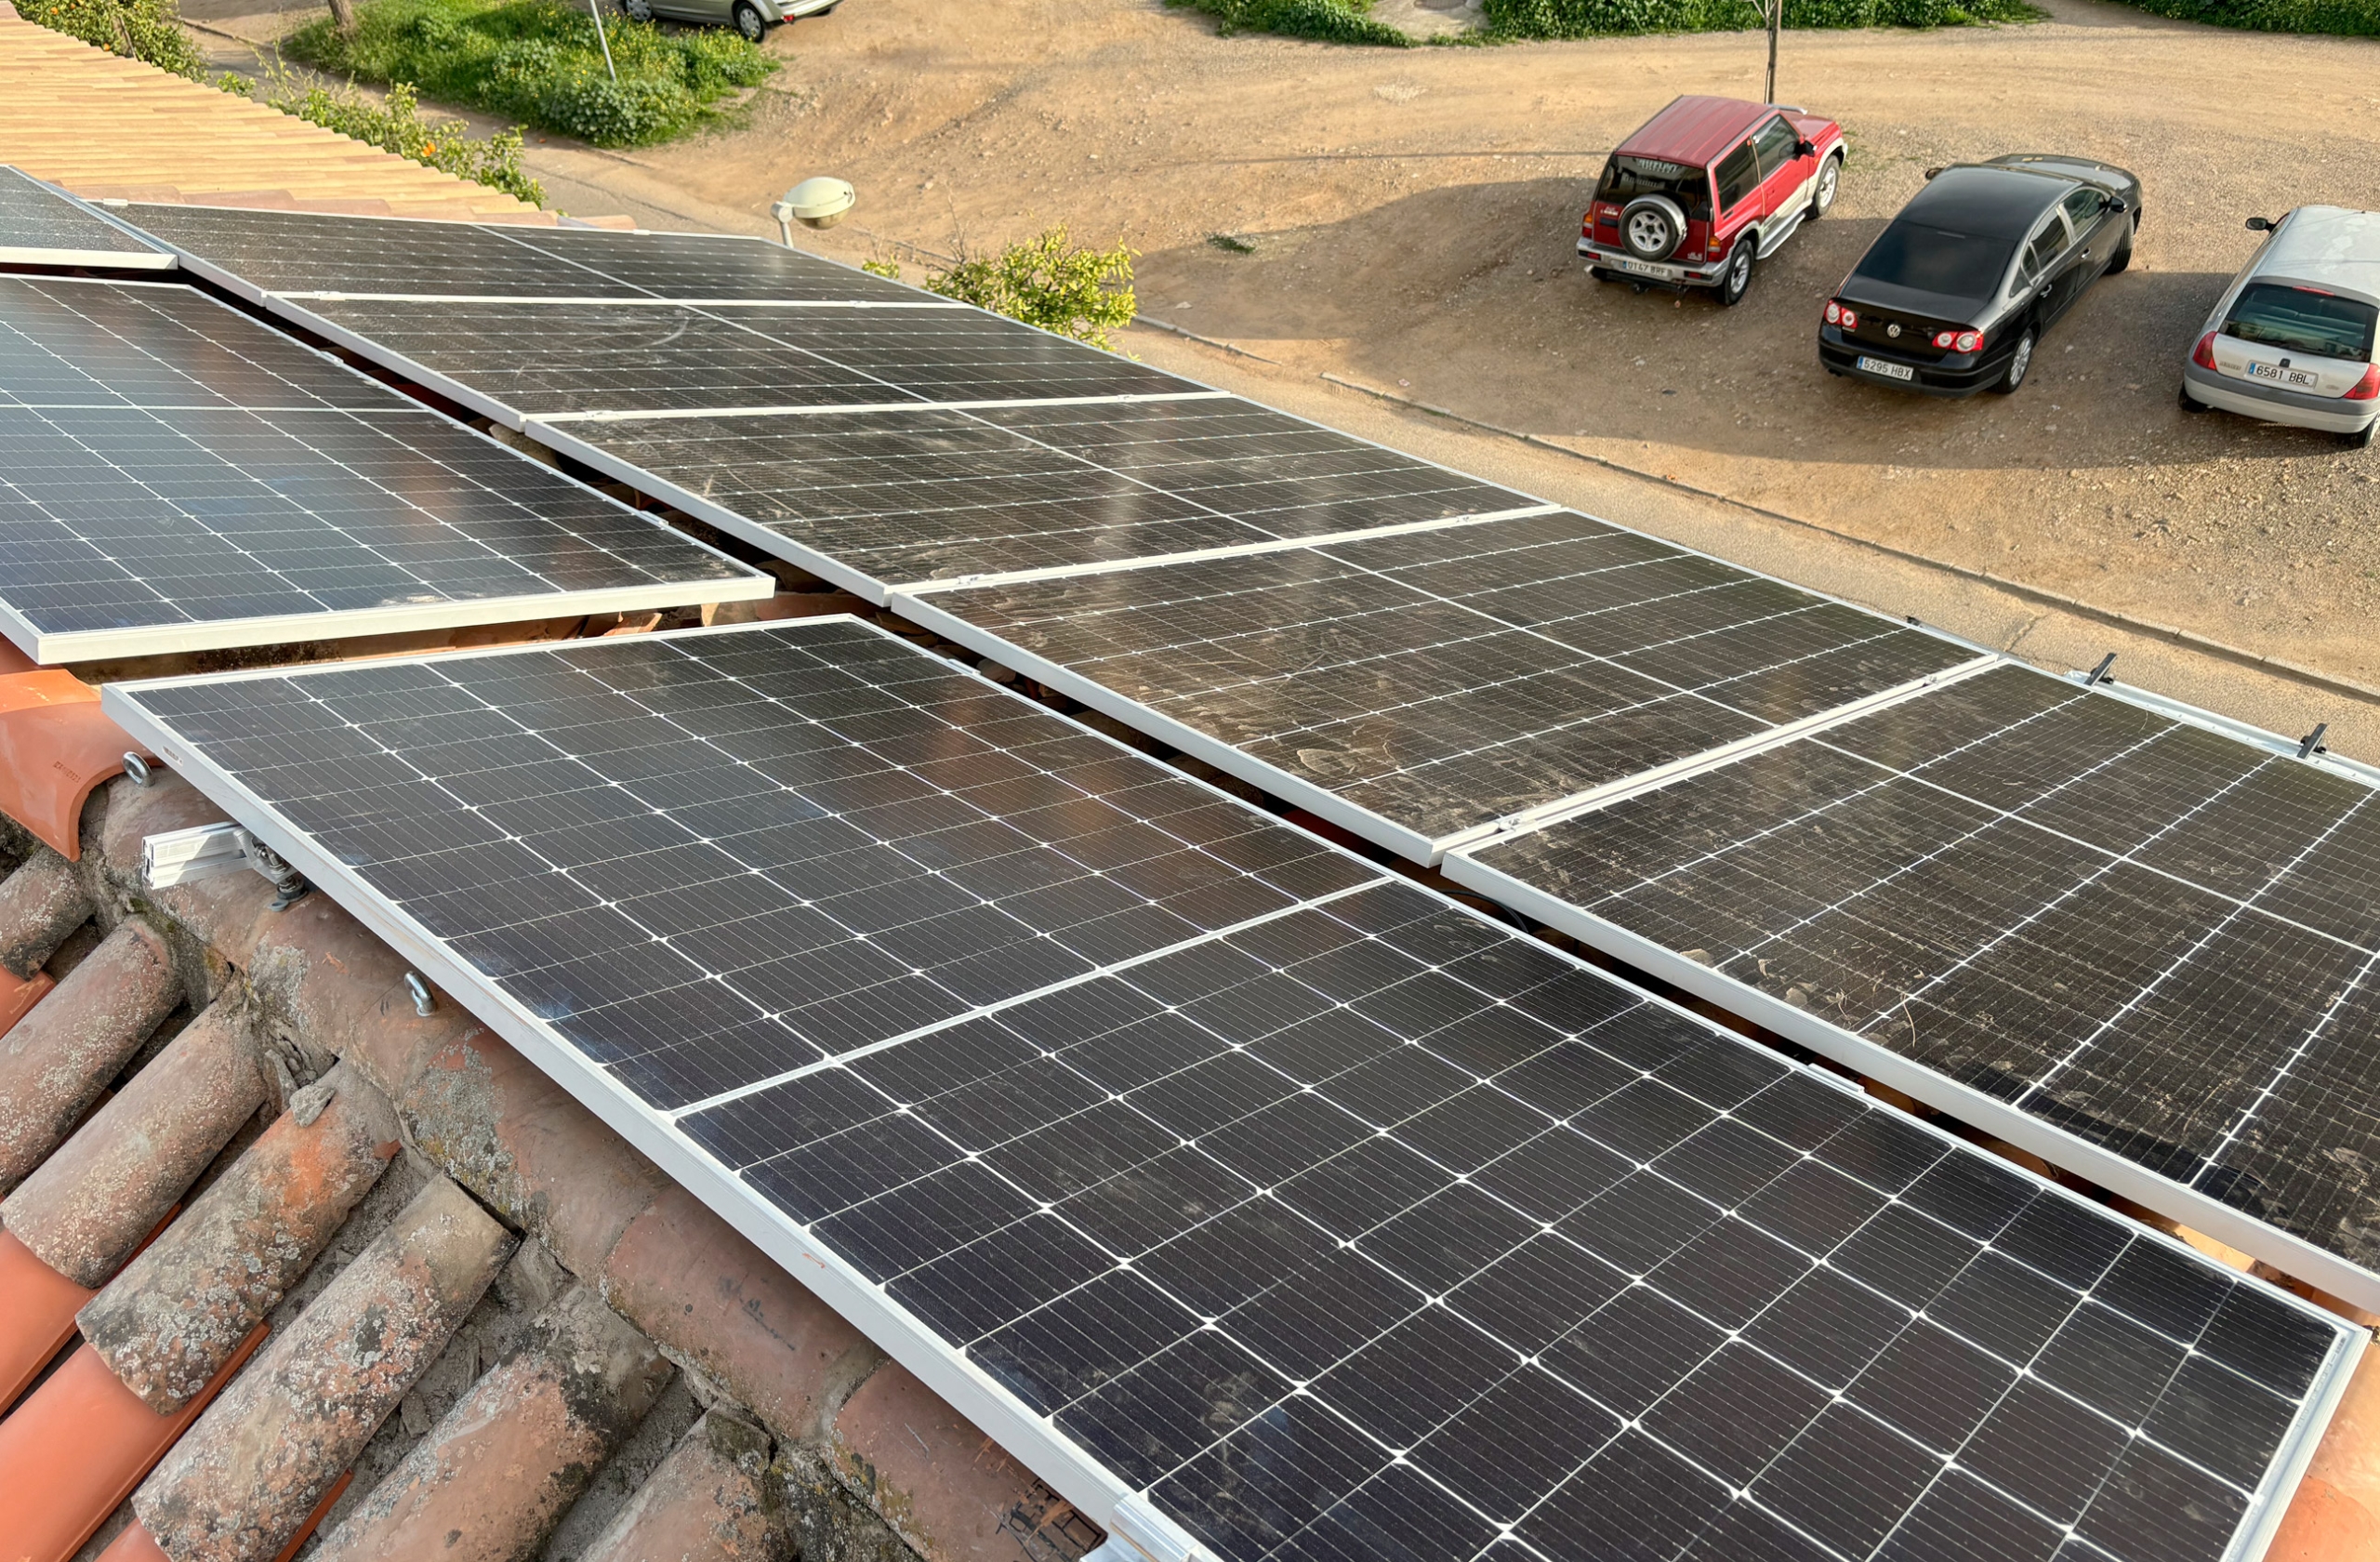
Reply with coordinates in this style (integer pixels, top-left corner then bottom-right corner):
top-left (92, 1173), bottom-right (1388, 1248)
top-left (667, 875), bottom-right (1387, 1120)
top-left (103, 624), bottom-right (2364, 1562)
top-left (692, 911), bottom-right (2317, 1562)
top-left (1447, 661), bottom-right (2380, 1311)
top-left (0, 167), bottom-right (175, 271)
top-left (0, 274), bottom-right (769, 661)
top-left (897, 512), bottom-right (1988, 859)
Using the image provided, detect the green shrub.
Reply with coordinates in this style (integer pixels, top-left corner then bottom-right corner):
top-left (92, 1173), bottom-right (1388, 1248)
top-left (868, 231), bottom-right (1138, 351)
top-left (233, 64), bottom-right (545, 204)
top-left (1485, 0), bottom-right (2030, 33)
top-left (284, 0), bottom-right (774, 146)
top-left (1170, 0), bottom-right (1413, 42)
top-left (2112, 0), bottom-right (2377, 33)
top-left (16, 0), bottom-right (207, 76)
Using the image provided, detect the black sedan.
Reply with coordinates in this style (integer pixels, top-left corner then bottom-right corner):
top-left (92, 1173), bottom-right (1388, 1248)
top-left (1819, 154), bottom-right (2142, 396)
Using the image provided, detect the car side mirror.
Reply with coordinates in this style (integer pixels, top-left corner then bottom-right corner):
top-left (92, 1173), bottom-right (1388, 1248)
top-left (1923, 166), bottom-right (1945, 180)
top-left (1797, 139), bottom-right (1817, 159)
top-left (2107, 196), bottom-right (2128, 214)
top-left (2245, 216), bottom-right (2274, 232)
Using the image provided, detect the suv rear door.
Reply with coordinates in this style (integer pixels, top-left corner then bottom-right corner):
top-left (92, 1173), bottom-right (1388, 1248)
top-left (1750, 115), bottom-right (1812, 235)
top-left (1712, 139), bottom-right (1763, 261)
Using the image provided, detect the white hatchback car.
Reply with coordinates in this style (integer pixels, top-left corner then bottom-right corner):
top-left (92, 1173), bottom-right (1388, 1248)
top-left (2181, 205), bottom-right (2379, 447)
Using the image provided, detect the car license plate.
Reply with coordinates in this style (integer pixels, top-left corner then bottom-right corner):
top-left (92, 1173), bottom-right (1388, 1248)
top-left (1857, 356), bottom-right (1916, 382)
top-left (2245, 361), bottom-right (2320, 389)
top-left (1618, 258), bottom-right (1671, 277)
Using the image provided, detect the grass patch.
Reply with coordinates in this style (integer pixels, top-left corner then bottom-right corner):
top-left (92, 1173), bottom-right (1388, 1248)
top-left (16, 0), bottom-right (207, 76)
top-left (228, 63), bottom-right (545, 204)
top-left (1485, 0), bottom-right (2035, 35)
top-left (1167, 0), bottom-right (1413, 45)
top-left (866, 229), bottom-right (1137, 351)
top-left (2112, 0), bottom-right (2377, 33)
top-left (284, 0), bottom-right (775, 146)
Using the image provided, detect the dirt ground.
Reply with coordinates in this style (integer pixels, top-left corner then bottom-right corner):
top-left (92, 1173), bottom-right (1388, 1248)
top-left (187, 0), bottom-right (2380, 741)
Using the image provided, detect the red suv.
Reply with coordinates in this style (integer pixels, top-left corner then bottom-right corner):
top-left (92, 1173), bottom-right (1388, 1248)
top-left (1580, 96), bottom-right (1846, 307)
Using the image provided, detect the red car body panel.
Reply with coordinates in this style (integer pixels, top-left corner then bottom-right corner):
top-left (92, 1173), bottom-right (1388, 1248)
top-left (1612, 95), bottom-right (1777, 169)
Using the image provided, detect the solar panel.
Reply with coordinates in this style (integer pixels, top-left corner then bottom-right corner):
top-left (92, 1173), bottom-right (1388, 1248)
top-left (0, 275), bottom-right (768, 661)
top-left (278, 298), bottom-right (1204, 425)
top-left (899, 510), bottom-right (1988, 860)
top-left (105, 618), bottom-right (2363, 1562)
top-left (116, 201), bottom-right (922, 302)
top-left (530, 401), bottom-right (1543, 600)
top-left (0, 167), bottom-right (173, 271)
top-left (1449, 659), bottom-right (2380, 1310)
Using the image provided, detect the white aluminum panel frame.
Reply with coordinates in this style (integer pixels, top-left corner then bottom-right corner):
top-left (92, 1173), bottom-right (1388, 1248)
top-left (101, 617), bottom-right (2365, 1562)
top-left (0, 170), bottom-right (178, 271)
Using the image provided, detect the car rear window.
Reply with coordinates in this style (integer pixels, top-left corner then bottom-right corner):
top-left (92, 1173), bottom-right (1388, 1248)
top-left (2225, 283), bottom-right (2378, 362)
top-left (1595, 156), bottom-right (1711, 222)
top-left (1852, 222), bottom-right (2016, 301)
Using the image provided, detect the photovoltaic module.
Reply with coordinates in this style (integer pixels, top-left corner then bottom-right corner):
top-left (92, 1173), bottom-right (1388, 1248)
top-left (106, 620), bottom-right (2364, 1562)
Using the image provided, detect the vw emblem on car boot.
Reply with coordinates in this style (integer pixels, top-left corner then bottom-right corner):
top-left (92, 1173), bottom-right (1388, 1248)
top-left (1887, 324), bottom-right (1901, 338)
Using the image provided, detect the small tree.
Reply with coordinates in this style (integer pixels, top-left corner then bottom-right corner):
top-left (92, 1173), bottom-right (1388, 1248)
top-left (921, 228), bottom-right (1136, 351)
top-left (325, 0), bottom-right (356, 34)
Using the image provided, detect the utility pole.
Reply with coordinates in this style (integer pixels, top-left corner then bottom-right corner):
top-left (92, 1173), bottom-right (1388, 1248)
top-left (1765, 0), bottom-right (1780, 103)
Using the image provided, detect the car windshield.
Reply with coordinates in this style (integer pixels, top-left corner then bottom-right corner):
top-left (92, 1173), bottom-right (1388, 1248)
top-left (1595, 156), bottom-right (1711, 222)
top-left (2225, 283), bottom-right (2378, 361)
top-left (1851, 221), bottom-right (2016, 301)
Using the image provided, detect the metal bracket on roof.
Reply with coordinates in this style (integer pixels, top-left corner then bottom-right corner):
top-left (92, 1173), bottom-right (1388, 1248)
top-left (141, 821), bottom-right (311, 909)
top-left (2083, 653), bottom-right (2117, 687)
top-left (1103, 1495), bottom-right (1214, 1562)
top-left (122, 752), bottom-right (153, 788)
top-left (2298, 722), bottom-right (2330, 760)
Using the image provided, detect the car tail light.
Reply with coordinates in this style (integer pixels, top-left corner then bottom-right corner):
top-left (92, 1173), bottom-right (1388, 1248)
top-left (1955, 330), bottom-right (1983, 353)
top-left (1933, 331), bottom-right (1956, 349)
top-left (2192, 331), bottom-right (2219, 371)
top-left (1824, 302), bottom-right (1841, 324)
top-left (2346, 363), bottom-right (2380, 400)
top-left (1824, 303), bottom-right (1858, 329)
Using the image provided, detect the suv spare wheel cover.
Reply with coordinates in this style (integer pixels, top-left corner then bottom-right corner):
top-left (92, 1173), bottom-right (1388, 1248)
top-left (1620, 195), bottom-right (1687, 261)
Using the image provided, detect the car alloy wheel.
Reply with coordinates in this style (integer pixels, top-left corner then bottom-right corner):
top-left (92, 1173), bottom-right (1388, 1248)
top-left (733, 0), bottom-right (765, 38)
top-left (620, 0), bottom-right (653, 17)
top-left (1993, 329), bottom-right (2036, 394)
top-left (1811, 157), bottom-right (1839, 218)
top-left (1719, 245), bottom-right (1754, 308)
top-left (1619, 195), bottom-right (1686, 262)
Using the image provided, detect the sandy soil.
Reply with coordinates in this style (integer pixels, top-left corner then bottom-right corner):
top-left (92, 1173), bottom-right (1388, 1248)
top-left (188, 0), bottom-right (2380, 720)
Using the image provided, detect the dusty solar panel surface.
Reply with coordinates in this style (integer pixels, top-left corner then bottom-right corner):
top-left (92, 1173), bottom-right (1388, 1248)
top-left (904, 510), bottom-right (1985, 854)
top-left (0, 168), bottom-right (173, 270)
top-left (117, 200), bottom-right (922, 301)
top-left (108, 621), bottom-right (2362, 1562)
top-left (1457, 662), bottom-right (2380, 1296)
top-left (560, 400), bottom-right (1540, 592)
top-left (0, 276), bottom-right (765, 662)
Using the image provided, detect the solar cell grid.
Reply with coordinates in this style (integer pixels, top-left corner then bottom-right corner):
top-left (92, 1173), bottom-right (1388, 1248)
top-left (0, 276), bottom-right (765, 660)
top-left (546, 401), bottom-right (1541, 596)
top-left (902, 510), bottom-right (1983, 856)
top-left (1454, 661), bottom-right (2380, 1306)
top-left (289, 298), bottom-right (1202, 422)
top-left (107, 623), bottom-right (2361, 1562)
top-left (0, 168), bottom-right (173, 269)
top-left (117, 200), bottom-right (923, 302)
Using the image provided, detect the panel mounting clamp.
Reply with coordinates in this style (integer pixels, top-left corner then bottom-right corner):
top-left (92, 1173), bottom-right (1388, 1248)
top-left (2298, 722), bottom-right (2329, 760)
top-left (2083, 653), bottom-right (2117, 687)
top-left (140, 820), bottom-right (311, 909)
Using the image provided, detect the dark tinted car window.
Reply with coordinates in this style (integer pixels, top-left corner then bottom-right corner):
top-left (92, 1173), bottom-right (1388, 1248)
top-left (1715, 143), bottom-right (1761, 212)
top-left (1852, 222), bottom-right (2016, 300)
top-left (2060, 187), bottom-right (2107, 229)
top-left (1595, 156), bottom-right (1712, 221)
top-left (2026, 218), bottom-right (2071, 275)
top-left (2225, 283), bottom-right (2380, 361)
top-left (1751, 117), bottom-right (1801, 178)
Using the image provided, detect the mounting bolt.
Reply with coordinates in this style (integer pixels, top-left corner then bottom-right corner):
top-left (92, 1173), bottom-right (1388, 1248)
top-left (124, 752), bottom-right (152, 787)
top-left (404, 973), bottom-right (435, 1017)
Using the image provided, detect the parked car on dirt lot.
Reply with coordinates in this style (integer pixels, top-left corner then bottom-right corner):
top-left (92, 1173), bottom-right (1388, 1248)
top-left (1580, 95), bottom-right (1844, 308)
top-left (1818, 154), bottom-right (2139, 396)
top-left (620, 0), bottom-right (828, 42)
top-left (2179, 207), bottom-right (2379, 448)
